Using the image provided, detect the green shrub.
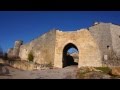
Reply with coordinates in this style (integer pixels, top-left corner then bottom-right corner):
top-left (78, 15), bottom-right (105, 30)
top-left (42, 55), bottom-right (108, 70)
top-left (28, 51), bottom-right (34, 62)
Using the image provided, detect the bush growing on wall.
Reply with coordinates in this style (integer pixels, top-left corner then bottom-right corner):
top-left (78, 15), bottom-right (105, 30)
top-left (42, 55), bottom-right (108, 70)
top-left (28, 51), bottom-right (34, 62)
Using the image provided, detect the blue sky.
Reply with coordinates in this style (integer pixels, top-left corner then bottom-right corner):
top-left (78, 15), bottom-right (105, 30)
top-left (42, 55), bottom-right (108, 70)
top-left (0, 11), bottom-right (120, 52)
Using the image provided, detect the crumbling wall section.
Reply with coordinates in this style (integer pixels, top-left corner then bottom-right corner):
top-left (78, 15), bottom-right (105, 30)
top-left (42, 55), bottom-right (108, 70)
top-left (19, 30), bottom-right (56, 65)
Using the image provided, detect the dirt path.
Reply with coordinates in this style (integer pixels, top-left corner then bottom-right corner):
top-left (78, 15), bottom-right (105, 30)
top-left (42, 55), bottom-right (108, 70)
top-left (0, 64), bottom-right (78, 79)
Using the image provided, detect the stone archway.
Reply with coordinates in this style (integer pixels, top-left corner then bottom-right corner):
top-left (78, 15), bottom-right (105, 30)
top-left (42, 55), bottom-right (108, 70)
top-left (54, 29), bottom-right (102, 68)
top-left (62, 43), bottom-right (79, 67)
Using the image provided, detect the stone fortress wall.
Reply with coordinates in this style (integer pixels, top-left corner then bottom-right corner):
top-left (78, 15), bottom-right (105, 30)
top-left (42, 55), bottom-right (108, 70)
top-left (89, 22), bottom-right (120, 66)
top-left (7, 22), bottom-right (120, 68)
top-left (19, 30), bottom-right (56, 65)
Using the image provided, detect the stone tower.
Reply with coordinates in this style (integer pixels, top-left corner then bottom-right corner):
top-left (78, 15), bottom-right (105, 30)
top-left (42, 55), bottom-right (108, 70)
top-left (13, 40), bottom-right (23, 58)
top-left (8, 40), bottom-right (23, 59)
top-left (7, 48), bottom-right (14, 58)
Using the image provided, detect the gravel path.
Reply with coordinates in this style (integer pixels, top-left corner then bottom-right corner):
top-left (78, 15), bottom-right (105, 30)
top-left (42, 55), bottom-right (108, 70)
top-left (0, 64), bottom-right (78, 79)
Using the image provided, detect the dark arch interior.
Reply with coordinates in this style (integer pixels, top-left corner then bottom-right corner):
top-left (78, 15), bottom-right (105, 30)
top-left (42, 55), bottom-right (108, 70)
top-left (63, 43), bottom-right (79, 67)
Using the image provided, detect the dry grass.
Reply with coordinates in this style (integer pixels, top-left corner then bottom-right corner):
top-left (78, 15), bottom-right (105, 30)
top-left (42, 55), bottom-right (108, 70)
top-left (76, 67), bottom-right (112, 79)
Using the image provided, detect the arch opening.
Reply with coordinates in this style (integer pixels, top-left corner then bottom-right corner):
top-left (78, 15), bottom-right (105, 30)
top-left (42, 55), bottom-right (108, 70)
top-left (62, 43), bottom-right (79, 68)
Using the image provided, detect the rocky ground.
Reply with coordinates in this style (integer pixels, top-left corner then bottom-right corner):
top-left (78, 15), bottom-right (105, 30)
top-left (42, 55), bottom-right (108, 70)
top-left (0, 64), bottom-right (78, 79)
top-left (1, 63), bottom-right (120, 79)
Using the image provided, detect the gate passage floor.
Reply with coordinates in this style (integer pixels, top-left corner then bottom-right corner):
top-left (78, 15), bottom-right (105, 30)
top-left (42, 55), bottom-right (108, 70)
top-left (0, 64), bottom-right (78, 79)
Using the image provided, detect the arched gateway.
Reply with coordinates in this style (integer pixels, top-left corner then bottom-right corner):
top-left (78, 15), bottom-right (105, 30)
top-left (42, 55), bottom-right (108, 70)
top-left (62, 43), bottom-right (79, 67)
top-left (54, 29), bottom-right (102, 68)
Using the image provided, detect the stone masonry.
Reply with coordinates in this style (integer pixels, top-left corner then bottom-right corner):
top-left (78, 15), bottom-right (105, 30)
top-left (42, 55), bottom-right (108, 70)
top-left (7, 22), bottom-right (120, 68)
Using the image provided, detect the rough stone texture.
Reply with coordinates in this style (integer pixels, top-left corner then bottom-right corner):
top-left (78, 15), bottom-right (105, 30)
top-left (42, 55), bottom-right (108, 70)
top-left (111, 67), bottom-right (120, 76)
top-left (7, 40), bottom-right (23, 58)
top-left (89, 22), bottom-right (112, 57)
top-left (89, 22), bottom-right (120, 66)
top-left (110, 24), bottom-right (120, 58)
top-left (7, 22), bottom-right (120, 68)
top-left (0, 59), bottom-right (50, 71)
top-left (13, 40), bottom-right (23, 58)
top-left (7, 48), bottom-right (14, 58)
top-left (54, 29), bottom-right (102, 68)
top-left (76, 67), bottom-right (111, 79)
top-left (19, 30), bottom-right (56, 65)
top-left (8, 60), bottom-right (35, 71)
top-left (82, 71), bottom-right (111, 79)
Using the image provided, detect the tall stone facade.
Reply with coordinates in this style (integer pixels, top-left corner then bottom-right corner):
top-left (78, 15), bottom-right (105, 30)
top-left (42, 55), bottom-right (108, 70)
top-left (89, 22), bottom-right (120, 66)
top-left (7, 22), bottom-right (120, 68)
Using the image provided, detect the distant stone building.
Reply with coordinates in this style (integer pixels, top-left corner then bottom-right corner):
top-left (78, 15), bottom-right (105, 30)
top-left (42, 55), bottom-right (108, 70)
top-left (7, 22), bottom-right (120, 68)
